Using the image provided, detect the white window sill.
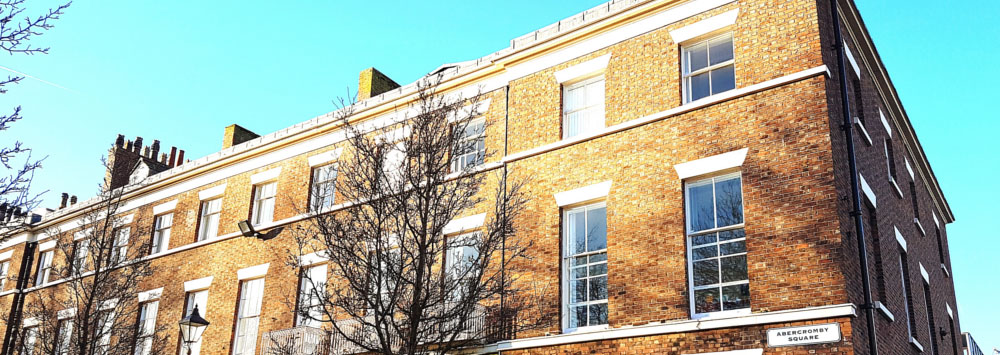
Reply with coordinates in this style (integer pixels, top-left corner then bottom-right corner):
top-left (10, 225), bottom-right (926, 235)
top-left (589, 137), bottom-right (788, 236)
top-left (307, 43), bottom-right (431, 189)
top-left (855, 117), bottom-right (872, 146)
top-left (561, 324), bottom-right (609, 335)
top-left (875, 301), bottom-right (894, 322)
top-left (941, 264), bottom-right (950, 278)
top-left (691, 308), bottom-right (752, 321)
top-left (914, 218), bottom-right (926, 237)
top-left (889, 177), bottom-right (904, 199)
top-left (910, 337), bottom-right (924, 352)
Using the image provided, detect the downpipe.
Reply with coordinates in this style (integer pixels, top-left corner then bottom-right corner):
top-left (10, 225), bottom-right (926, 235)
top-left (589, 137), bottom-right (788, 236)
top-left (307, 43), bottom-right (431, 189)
top-left (829, 0), bottom-right (879, 353)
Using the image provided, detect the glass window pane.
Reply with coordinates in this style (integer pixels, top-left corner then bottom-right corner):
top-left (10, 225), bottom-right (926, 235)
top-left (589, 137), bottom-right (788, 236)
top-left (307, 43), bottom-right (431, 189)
top-left (585, 79), bottom-right (605, 106)
top-left (694, 288), bottom-right (721, 314)
top-left (564, 86), bottom-right (584, 112)
top-left (718, 228), bottom-right (744, 241)
top-left (571, 279), bottom-right (586, 303)
top-left (688, 181), bottom-right (715, 232)
top-left (719, 241), bottom-right (746, 256)
top-left (722, 284), bottom-right (750, 310)
top-left (686, 43), bottom-right (709, 73)
top-left (709, 35), bottom-right (734, 65)
top-left (710, 65), bottom-right (736, 95)
top-left (571, 267), bottom-right (587, 280)
top-left (688, 72), bottom-right (711, 102)
top-left (715, 175), bottom-right (743, 227)
top-left (572, 255), bottom-right (588, 267)
top-left (588, 303), bottom-right (608, 326)
top-left (692, 233), bottom-right (717, 246)
top-left (586, 207), bottom-right (607, 251)
top-left (693, 259), bottom-right (720, 286)
top-left (692, 246), bottom-right (718, 260)
top-left (589, 263), bottom-right (607, 276)
top-left (589, 276), bottom-right (607, 301)
top-left (589, 253), bottom-right (607, 263)
top-left (720, 255), bottom-right (748, 283)
top-left (569, 210), bottom-right (586, 254)
top-left (570, 305), bottom-right (587, 328)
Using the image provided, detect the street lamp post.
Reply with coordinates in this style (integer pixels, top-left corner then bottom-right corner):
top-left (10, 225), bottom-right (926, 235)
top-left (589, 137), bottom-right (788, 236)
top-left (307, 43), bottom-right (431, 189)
top-left (178, 305), bottom-right (210, 355)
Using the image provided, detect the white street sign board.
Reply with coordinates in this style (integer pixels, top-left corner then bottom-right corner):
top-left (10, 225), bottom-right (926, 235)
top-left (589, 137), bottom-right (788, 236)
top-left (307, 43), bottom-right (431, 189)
top-left (767, 323), bottom-right (841, 347)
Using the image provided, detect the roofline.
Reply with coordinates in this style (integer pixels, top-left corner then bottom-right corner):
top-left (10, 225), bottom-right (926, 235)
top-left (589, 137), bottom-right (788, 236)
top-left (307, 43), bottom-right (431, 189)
top-left (27, 0), bottom-right (687, 230)
top-left (837, 0), bottom-right (955, 223)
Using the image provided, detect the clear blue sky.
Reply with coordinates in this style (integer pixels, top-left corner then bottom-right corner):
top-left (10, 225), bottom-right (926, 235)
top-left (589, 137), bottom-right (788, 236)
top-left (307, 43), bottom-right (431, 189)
top-left (4, 0), bottom-right (998, 350)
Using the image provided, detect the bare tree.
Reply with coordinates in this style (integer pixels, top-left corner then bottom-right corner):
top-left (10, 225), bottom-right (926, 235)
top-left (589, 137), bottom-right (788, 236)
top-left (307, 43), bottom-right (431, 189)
top-left (282, 76), bottom-right (552, 355)
top-left (10, 161), bottom-right (165, 355)
top-left (0, 0), bottom-right (73, 232)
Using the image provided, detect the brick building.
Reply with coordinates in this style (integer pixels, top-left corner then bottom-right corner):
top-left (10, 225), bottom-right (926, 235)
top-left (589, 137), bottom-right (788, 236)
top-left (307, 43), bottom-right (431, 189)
top-left (0, 0), bottom-right (964, 354)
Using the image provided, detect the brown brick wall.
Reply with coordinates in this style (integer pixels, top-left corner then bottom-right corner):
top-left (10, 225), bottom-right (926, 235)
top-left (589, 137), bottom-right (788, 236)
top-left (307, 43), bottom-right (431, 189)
top-left (0, 0), bottom-right (960, 354)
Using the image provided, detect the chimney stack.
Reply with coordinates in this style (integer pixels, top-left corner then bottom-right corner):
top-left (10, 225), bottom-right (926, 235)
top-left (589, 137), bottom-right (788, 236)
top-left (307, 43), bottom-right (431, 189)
top-left (222, 124), bottom-right (260, 149)
top-left (357, 67), bottom-right (400, 101)
top-left (60, 193), bottom-right (69, 209)
top-left (151, 140), bottom-right (160, 159)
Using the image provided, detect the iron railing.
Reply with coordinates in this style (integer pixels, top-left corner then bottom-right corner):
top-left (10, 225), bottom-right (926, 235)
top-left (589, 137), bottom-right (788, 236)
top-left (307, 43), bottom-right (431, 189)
top-left (261, 305), bottom-right (515, 355)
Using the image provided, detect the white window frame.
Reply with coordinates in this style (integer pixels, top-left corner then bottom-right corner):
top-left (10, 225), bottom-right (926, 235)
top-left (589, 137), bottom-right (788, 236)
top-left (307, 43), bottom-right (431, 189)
top-left (296, 264), bottom-right (328, 328)
top-left (35, 250), bottom-right (53, 285)
top-left (899, 248), bottom-right (917, 344)
top-left (135, 300), bottom-right (159, 355)
top-left (72, 239), bottom-right (90, 275)
top-left (561, 202), bottom-right (609, 333)
top-left (681, 32), bottom-right (736, 103)
top-left (309, 163), bottom-right (338, 212)
top-left (451, 118), bottom-right (486, 172)
top-left (561, 75), bottom-right (606, 139)
top-left (0, 260), bottom-right (9, 290)
top-left (198, 198), bottom-right (222, 241)
top-left (152, 213), bottom-right (172, 254)
top-left (112, 227), bottom-right (130, 264)
top-left (56, 318), bottom-right (73, 355)
top-left (179, 289), bottom-right (209, 355)
top-left (445, 231), bottom-right (481, 301)
top-left (22, 325), bottom-right (38, 355)
top-left (684, 171), bottom-right (750, 319)
top-left (233, 277), bottom-right (265, 355)
top-left (251, 181), bottom-right (277, 226)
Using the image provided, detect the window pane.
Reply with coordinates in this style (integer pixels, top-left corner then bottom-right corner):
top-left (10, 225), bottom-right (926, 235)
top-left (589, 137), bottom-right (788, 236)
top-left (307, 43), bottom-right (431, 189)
top-left (586, 207), bottom-right (607, 252)
top-left (718, 228), bottom-right (744, 241)
top-left (693, 259), bottom-right (719, 286)
top-left (589, 275), bottom-right (607, 301)
top-left (569, 210), bottom-right (586, 254)
top-left (571, 280), bottom-right (586, 303)
top-left (571, 267), bottom-right (587, 280)
top-left (719, 241), bottom-right (746, 256)
top-left (570, 305), bottom-right (587, 329)
top-left (710, 65), bottom-right (736, 95)
top-left (694, 288), bottom-right (721, 314)
top-left (571, 255), bottom-right (587, 267)
top-left (715, 175), bottom-right (743, 227)
top-left (692, 246), bottom-right (717, 260)
top-left (564, 85), bottom-right (584, 112)
top-left (585, 79), bottom-right (605, 106)
top-left (692, 232), bottom-right (717, 246)
top-left (686, 43), bottom-right (709, 73)
top-left (588, 253), bottom-right (607, 263)
top-left (709, 35), bottom-right (734, 65)
top-left (688, 72), bottom-right (711, 102)
top-left (720, 255), bottom-right (748, 283)
top-left (588, 263), bottom-right (607, 276)
top-left (588, 303), bottom-right (608, 326)
top-left (688, 181), bottom-right (715, 232)
top-left (722, 284), bottom-right (750, 310)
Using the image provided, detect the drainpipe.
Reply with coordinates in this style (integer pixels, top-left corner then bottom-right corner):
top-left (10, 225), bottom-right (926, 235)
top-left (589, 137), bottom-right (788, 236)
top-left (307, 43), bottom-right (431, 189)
top-left (499, 84), bottom-right (510, 343)
top-left (829, 0), bottom-right (879, 354)
top-left (1, 241), bottom-right (37, 355)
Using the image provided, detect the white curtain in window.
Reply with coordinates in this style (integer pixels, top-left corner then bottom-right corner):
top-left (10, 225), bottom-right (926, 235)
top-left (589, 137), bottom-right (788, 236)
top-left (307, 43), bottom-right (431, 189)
top-left (135, 301), bottom-right (158, 355)
top-left (297, 265), bottom-right (327, 327)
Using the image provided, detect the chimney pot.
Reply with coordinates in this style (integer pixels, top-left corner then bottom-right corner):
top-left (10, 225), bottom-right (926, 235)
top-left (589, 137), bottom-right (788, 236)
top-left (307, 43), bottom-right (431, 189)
top-left (115, 134), bottom-right (125, 147)
top-left (177, 150), bottom-right (185, 165)
top-left (60, 193), bottom-right (69, 209)
top-left (169, 147), bottom-right (177, 167)
top-left (70, 195), bottom-right (77, 205)
top-left (133, 137), bottom-right (143, 153)
top-left (143, 146), bottom-right (150, 157)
